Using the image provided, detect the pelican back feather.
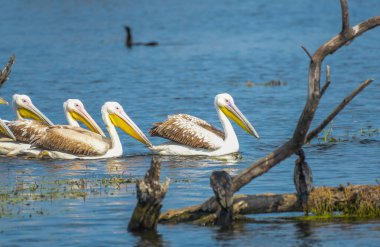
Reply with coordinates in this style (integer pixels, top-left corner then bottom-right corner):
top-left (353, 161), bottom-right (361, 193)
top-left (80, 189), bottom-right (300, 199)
top-left (6, 120), bottom-right (49, 143)
top-left (31, 126), bottom-right (111, 156)
top-left (149, 114), bottom-right (224, 150)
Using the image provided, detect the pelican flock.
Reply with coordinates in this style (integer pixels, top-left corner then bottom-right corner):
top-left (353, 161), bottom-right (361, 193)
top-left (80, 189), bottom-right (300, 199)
top-left (0, 92), bottom-right (258, 159)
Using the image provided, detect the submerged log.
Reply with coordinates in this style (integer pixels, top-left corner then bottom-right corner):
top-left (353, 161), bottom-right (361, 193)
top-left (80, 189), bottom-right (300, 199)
top-left (210, 171), bottom-right (234, 227)
top-left (160, 184), bottom-right (380, 224)
top-left (128, 157), bottom-right (170, 232)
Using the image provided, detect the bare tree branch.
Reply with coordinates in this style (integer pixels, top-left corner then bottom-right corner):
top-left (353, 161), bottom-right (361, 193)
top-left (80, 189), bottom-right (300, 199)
top-left (340, 0), bottom-right (352, 38)
top-left (305, 78), bottom-right (373, 143)
top-left (160, 1), bottom-right (380, 221)
top-left (320, 65), bottom-right (331, 97)
top-left (0, 55), bottom-right (15, 87)
top-left (301, 45), bottom-right (313, 62)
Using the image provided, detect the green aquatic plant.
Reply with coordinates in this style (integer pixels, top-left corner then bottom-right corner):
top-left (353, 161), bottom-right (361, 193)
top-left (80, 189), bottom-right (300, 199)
top-left (308, 184), bottom-right (380, 217)
top-left (359, 125), bottom-right (380, 137)
top-left (0, 175), bottom-right (137, 218)
top-left (317, 122), bottom-right (380, 144)
top-left (320, 121), bottom-right (337, 143)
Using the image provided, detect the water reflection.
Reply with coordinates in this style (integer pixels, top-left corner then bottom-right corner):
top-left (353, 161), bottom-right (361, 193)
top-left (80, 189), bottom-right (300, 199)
top-left (132, 230), bottom-right (165, 247)
top-left (214, 222), bottom-right (249, 243)
top-left (293, 221), bottom-right (320, 247)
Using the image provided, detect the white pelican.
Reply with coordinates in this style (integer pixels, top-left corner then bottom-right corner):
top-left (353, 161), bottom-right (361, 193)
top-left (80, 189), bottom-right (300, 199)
top-left (1, 96), bottom-right (103, 156)
top-left (0, 94), bottom-right (55, 155)
top-left (0, 98), bottom-right (16, 141)
top-left (6, 94), bottom-right (54, 143)
top-left (29, 102), bottom-right (152, 159)
top-left (63, 99), bottom-right (105, 137)
top-left (148, 93), bottom-right (259, 156)
top-left (0, 119), bottom-right (16, 141)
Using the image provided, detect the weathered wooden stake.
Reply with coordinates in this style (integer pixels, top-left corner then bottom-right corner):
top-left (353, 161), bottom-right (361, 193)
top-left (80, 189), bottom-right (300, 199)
top-left (0, 55), bottom-right (15, 87)
top-left (128, 156), bottom-right (170, 232)
top-left (210, 171), bottom-right (234, 228)
top-left (293, 149), bottom-right (313, 215)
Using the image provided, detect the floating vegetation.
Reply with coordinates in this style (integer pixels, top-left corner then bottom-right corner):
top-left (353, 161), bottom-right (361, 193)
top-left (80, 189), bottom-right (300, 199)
top-left (0, 173), bottom-right (194, 218)
top-left (320, 122), bottom-right (337, 143)
top-left (246, 80), bottom-right (287, 87)
top-left (358, 125), bottom-right (380, 137)
top-left (0, 175), bottom-right (137, 218)
top-left (308, 184), bottom-right (380, 217)
top-left (317, 123), bottom-right (380, 144)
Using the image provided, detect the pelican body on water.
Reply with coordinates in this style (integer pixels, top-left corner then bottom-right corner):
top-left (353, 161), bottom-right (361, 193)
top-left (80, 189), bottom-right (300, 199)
top-left (148, 93), bottom-right (259, 156)
top-left (1, 93), bottom-right (258, 159)
top-left (29, 102), bottom-right (152, 159)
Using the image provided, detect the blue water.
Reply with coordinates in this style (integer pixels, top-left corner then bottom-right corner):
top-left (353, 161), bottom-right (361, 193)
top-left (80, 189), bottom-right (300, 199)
top-left (1, 0), bottom-right (380, 246)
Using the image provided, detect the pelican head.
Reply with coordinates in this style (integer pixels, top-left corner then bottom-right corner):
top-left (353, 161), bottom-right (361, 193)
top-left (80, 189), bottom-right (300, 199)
top-left (64, 99), bottom-right (106, 137)
top-left (215, 93), bottom-right (259, 138)
top-left (0, 97), bottom-right (9, 105)
top-left (12, 94), bottom-right (54, 126)
top-left (102, 102), bottom-right (152, 147)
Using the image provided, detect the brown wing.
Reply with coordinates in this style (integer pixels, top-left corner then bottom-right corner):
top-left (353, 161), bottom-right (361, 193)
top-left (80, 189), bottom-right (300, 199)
top-left (149, 114), bottom-right (224, 150)
top-left (179, 114), bottom-right (225, 139)
top-left (31, 125), bottom-right (111, 156)
top-left (7, 120), bottom-right (49, 143)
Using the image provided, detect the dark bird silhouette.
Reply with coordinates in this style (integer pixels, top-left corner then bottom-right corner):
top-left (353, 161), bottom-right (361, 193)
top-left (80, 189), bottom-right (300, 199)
top-left (124, 26), bottom-right (159, 48)
top-left (293, 149), bottom-right (313, 215)
top-left (210, 171), bottom-right (234, 228)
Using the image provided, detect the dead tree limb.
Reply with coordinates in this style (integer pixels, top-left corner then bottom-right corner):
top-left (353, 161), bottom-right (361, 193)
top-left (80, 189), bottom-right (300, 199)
top-left (320, 65), bottom-right (331, 97)
top-left (0, 55), bottom-right (15, 87)
top-left (305, 78), bottom-right (373, 143)
top-left (214, 0), bottom-right (380, 197)
top-left (160, 184), bottom-right (380, 224)
top-left (301, 45), bottom-right (313, 62)
top-left (128, 157), bottom-right (170, 232)
top-left (340, 0), bottom-right (352, 38)
top-left (160, 0), bottom-right (380, 223)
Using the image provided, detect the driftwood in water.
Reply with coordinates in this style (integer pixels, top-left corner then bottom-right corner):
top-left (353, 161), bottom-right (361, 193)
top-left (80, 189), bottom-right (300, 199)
top-left (159, 0), bottom-right (380, 224)
top-left (210, 171), bottom-right (234, 227)
top-left (128, 157), bottom-right (170, 232)
top-left (0, 55), bottom-right (15, 87)
top-left (160, 184), bottom-right (380, 224)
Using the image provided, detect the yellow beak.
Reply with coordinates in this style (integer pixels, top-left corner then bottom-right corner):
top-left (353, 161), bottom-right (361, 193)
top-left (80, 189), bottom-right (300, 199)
top-left (220, 104), bottom-right (259, 138)
top-left (70, 110), bottom-right (106, 137)
top-left (0, 97), bottom-right (8, 105)
top-left (17, 104), bottom-right (54, 126)
top-left (0, 119), bottom-right (16, 140)
top-left (109, 112), bottom-right (152, 147)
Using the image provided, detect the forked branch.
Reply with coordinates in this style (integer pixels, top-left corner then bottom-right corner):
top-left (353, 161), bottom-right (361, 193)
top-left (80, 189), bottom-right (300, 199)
top-left (160, 0), bottom-right (380, 222)
top-left (305, 78), bottom-right (373, 143)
